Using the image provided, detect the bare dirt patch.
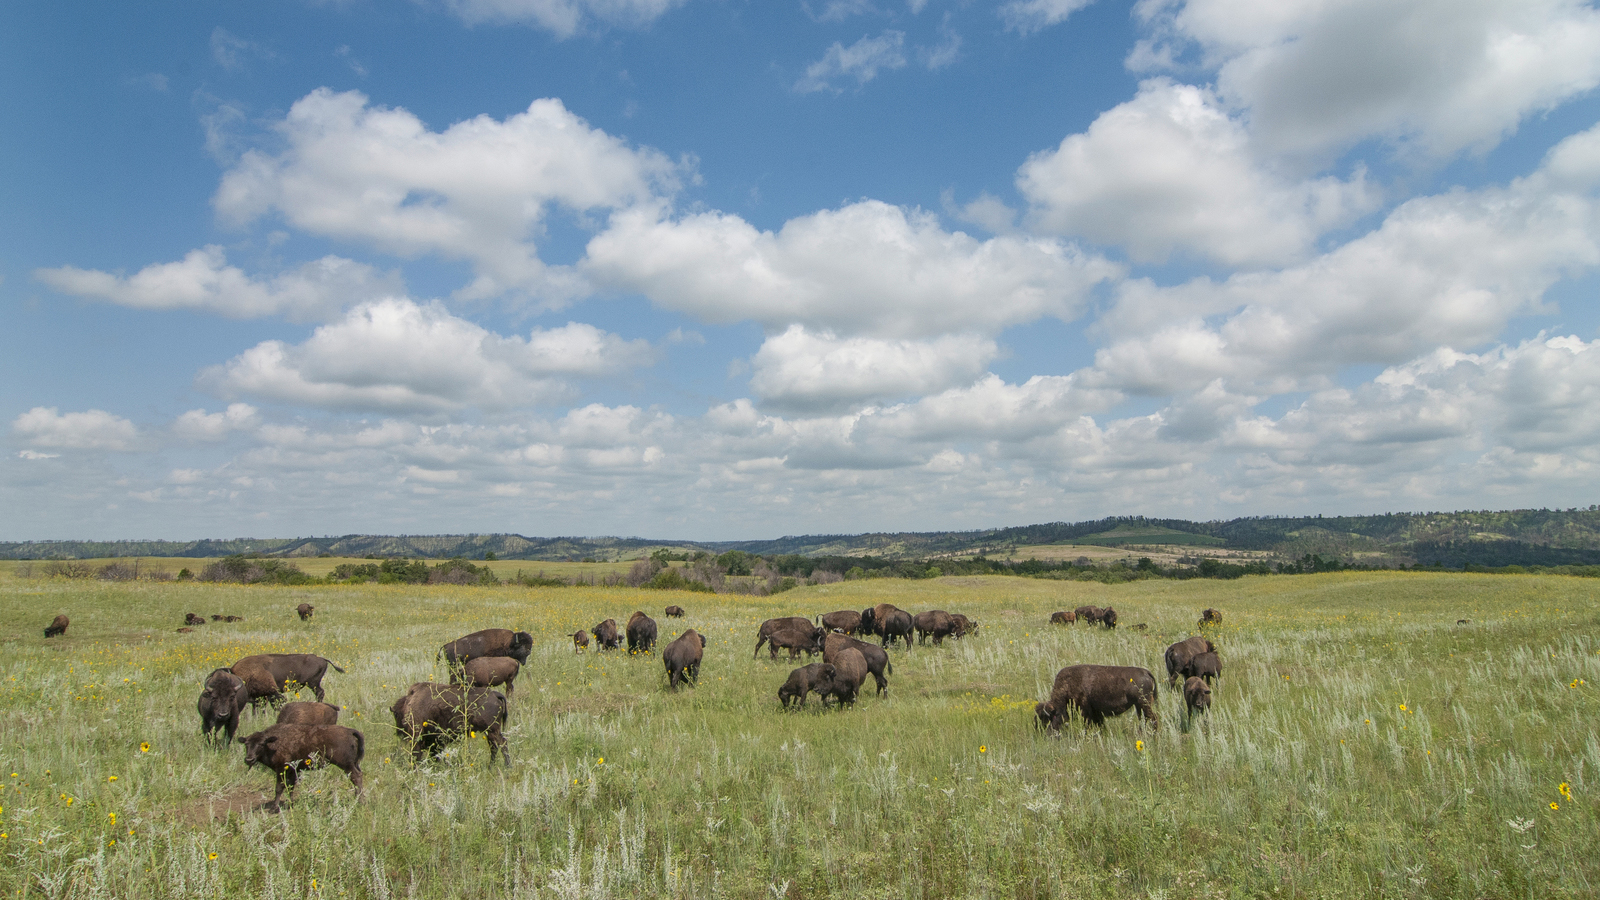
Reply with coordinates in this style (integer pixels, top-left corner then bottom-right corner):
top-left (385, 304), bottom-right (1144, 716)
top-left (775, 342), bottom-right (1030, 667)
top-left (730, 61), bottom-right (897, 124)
top-left (170, 785), bottom-right (267, 825)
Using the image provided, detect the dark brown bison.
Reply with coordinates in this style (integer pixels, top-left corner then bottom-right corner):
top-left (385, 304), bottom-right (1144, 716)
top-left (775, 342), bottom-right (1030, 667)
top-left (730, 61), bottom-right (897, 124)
top-left (1041, 664), bottom-right (1159, 732)
top-left (439, 628), bottom-right (534, 666)
top-left (572, 630), bottom-right (590, 652)
top-left (1164, 636), bottom-right (1216, 687)
top-left (198, 668), bottom-right (249, 745)
top-left (663, 629), bottom-right (705, 690)
top-left (1098, 607), bottom-right (1119, 628)
top-left (225, 615), bottom-right (243, 622)
top-left (818, 610), bottom-right (863, 634)
top-left (753, 617), bottom-right (818, 659)
top-left (276, 701), bottom-right (340, 726)
top-left (1034, 701), bottom-right (1054, 730)
top-left (821, 647), bottom-right (867, 706)
top-left (778, 663), bottom-right (836, 709)
top-left (626, 611), bottom-right (659, 654)
top-left (184, 613), bottom-right (206, 626)
top-left (1199, 608), bottom-right (1223, 628)
top-left (231, 654), bottom-right (345, 706)
top-left (389, 683), bottom-right (510, 765)
top-left (1049, 610), bottom-right (1077, 625)
top-left (913, 610), bottom-right (957, 645)
top-left (1183, 651), bottom-right (1222, 684)
top-left (950, 613), bottom-right (978, 638)
top-left (1073, 605), bottom-right (1104, 625)
top-left (664, 605), bottom-right (685, 618)
top-left (211, 614), bottom-right (224, 621)
top-left (592, 619), bottom-right (623, 651)
top-left (238, 723), bottom-right (365, 811)
top-left (454, 657), bottom-right (520, 695)
top-left (822, 632), bottom-right (891, 696)
top-left (861, 604), bottom-right (913, 650)
top-left (764, 627), bottom-right (823, 660)
top-left (297, 603), bottom-right (315, 621)
top-left (176, 627), bottom-right (195, 633)
top-left (1183, 676), bottom-right (1212, 719)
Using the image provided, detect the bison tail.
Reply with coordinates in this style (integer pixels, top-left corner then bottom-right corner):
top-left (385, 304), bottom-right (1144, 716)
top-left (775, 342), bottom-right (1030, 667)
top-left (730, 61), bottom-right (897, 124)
top-left (353, 729), bottom-right (366, 763)
top-left (328, 661), bottom-right (347, 674)
top-left (885, 659), bottom-right (894, 675)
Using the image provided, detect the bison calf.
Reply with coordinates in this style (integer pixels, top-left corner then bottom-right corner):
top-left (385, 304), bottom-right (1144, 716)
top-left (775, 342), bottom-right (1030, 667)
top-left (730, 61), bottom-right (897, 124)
top-left (1183, 676), bottom-right (1212, 720)
top-left (390, 683), bottom-right (510, 765)
top-left (1164, 636), bottom-right (1216, 687)
top-left (1183, 651), bottom-right (1221, 684)
top-left (572, 630), bottom-right (590, 652)
top-left (1049, 610), bottom-right (1077, 625)
top-left (277, 701), bottom-right (340, 726)
top-left (184, 613), bottom-right (206, 627)
top-left (778, 663), bottom-right (835, 709)
top-left (296, 603), bottom-right (315, 621)
top-left (664, 605), bottom-right (685, 618)
top-left (44, 614), bottom-right (69, 638)
top-left (454, 656), bottom-right (520, 696)
top-left (239, 723), bottom-right (365, 811)
top-left (592, 619), bottom-right (623, 651)
top-left (765, 627), bottom-right (822, 660)
top-left (198, 668), bottom-right (249, 745)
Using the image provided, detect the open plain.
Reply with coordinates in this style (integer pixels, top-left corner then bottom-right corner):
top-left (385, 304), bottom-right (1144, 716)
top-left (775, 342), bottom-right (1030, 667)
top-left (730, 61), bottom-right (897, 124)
top-left (0, 569), bottom-right (1596, 899)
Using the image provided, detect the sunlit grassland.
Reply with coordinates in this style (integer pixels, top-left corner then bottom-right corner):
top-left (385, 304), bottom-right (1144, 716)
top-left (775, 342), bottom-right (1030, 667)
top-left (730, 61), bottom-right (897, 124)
top-left (0, 571), bottom-right (1596, 898)
top-left (0, 557), bottom-right (637, 581)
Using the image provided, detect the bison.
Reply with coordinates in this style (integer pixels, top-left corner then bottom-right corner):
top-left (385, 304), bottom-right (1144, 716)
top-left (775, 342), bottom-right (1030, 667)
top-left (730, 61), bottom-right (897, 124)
top-left (753, 617), bottom-right (818, 659)
top-left (913, 610), bottom-right (958, 645)
top-left (821, 648), bottom-right (867, 707)
top-left (592, 619), bottom-right (623, 651)
top-left (818, 610), bottom-right (863, 635)
top-left (276, 701), bottom-right (340, 726)
top-left (439, 628), bottom-right (534, 666)
top-left (1098, 607), bottom-right (1119, 629)
top-left (1199, 608), bottom-right (1223, 628)
top-left (572, 630), bottom-right (590, 652)
top-left (1073, 605), bottom-right (1104, 625)
top-left (231, 653), bottom-right (345, 706)
top-left (176, 627), bottom-right (194, 633)
top-left (664, 605), bottom-right (685, 618)
top-left (1183, 651), bottom-right (1222, 684)
top-left (1183, 676), bottom-right (1212, 720)
top-left (389, 682), bottom-right (510, 765)
top-left (1164, 636), bottom-right (1216, 687)
top-left (1041, 664), bottom-right (1159, 732)
top-left (626, 611), bottom-right (659, 654)
top-left (198, 668), bottom-right (249, 745)
top-left (296, 603), bottom-right (315, 621)
top-left (238, 723), bottom-right (365, 811)
top-left (778, 663), bottom-right (836, 709)
top-left (453, 656), bottom-right (520, 696)
top-left (822, 632), bottom-right (891, 696)
top-left (764, 627), bottom-right (823, 660)
top-left (861, 604), bottom-right (913, 650)
top-left (1049, 610), bottom-right (1077, 625)
top-left (184, 613), bottom-right (206, 626)
top-left (663, 629), bottom-right (705, 690)
top-left (1034, 701), bottom-right (1055, 730)
top-left (950, 614), bottom-right (978, 638)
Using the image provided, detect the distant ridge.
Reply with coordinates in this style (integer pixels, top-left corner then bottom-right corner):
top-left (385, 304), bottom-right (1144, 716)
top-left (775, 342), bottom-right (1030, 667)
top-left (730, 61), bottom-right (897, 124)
top-left (4, 507), bottom-right (1600, 566)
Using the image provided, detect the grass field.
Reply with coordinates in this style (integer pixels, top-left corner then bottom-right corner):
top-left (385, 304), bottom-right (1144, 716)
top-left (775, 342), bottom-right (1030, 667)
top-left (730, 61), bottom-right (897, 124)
top-left (0, 570), bottom-right (1595, 898)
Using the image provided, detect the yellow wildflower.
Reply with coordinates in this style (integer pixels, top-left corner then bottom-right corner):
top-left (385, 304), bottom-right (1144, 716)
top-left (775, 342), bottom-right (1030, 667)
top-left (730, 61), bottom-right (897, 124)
top-left (140, 743), bottom-right (150, 753)
top-left (979, 745), bottom-right (987, 753)
top-left (1135, 740), bottom-right (1145, 752)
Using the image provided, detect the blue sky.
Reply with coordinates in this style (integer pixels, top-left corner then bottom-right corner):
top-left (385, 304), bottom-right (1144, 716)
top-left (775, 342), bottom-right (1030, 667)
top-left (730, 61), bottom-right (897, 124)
top-left (4, 0), bottom-right (1600, 541)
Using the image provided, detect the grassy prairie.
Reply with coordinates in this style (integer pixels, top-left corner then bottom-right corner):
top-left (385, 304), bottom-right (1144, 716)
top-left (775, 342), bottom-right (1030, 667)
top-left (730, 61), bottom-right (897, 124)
top-left (0, 571), bottom-right (1595, 899)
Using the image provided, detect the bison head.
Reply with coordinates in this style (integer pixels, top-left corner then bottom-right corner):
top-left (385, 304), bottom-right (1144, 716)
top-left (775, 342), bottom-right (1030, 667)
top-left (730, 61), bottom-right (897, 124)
top-left (509, 631), bottom-right (534, 663)
top-left (238, 731), bottom-right (278, 767)
top-left (1034, 701), bottom-right (1055, 730)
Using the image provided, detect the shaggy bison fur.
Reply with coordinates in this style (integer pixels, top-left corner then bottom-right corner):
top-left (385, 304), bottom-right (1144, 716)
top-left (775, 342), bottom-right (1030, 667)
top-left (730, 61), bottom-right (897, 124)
top-left (439, 628), bottom-right (534, 666)
top-left (572, 630), bottom-right (590, 652)
top-left (238, 723), bottom-right (365, 811)
top-left (764, 627), bottom-right (823, 660)
top-left (822, 632), bottom-right (891, 696)
top-left (1049, 610), bottom-right (1077, 625)
top-left (664, 605), bottom-right (685, 618)
top-left (913, 610), bottom-right (958, 645)
top-left (276, 701), bottom-right (340, 726)
top-left (198, 668), bottom-right (249, 745)
top-left (297, 603), bottom-right (315, 621)
top-left (592, 619), bottom-right (623, 651)
top-left (184, 613), bottom-right (206, 626)
top-left (821, 648), bottom-right (867, 707)
top-left (1183, 651), bottom-right (1222, 684)
top-left (861, 604), bottom-right (913, 650)
top-left (1164, 636), bottom-right (1216, 687)
top-left (778, 662), bottom-right (836, 709)
top-left (231, 653), bottom-right (345, 706)
top-left (454, 656), bottom-right (521, 695)
top-left (1073, 605), bottom-right (1104, 625)
top-left (389, 683), bottom-right (510, 765)
top-left (753, 617), bottom-right (818, 659)
top-left (819, 610), bottom-right (863, 635)
top-left (626, 611), bottom-right (659, 654)
top-left (1183, 676), bottom-right (1212, 719)
top-left (663, 629), bottom-right (705, 690)
top-left (44, 614), bottom-right (69, 638)
top-left (1098, 607), bottom-right (1119, 629)
top-left (1199, 608), bottom-right (1223, 628)
top-left (1041, 664), bottom-right (1159, 732)
top-left (950, 613), bottom-right (977, 638)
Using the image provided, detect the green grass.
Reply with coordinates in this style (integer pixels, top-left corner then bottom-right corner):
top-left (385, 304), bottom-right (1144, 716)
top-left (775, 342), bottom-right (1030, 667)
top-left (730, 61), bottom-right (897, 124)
top-left (0, 571), bottom-right (1596, 898)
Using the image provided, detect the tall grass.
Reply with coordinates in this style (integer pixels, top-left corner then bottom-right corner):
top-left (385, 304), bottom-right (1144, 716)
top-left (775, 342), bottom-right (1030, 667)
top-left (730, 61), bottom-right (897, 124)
top-left (0, 571), bottom-right (1595, 898)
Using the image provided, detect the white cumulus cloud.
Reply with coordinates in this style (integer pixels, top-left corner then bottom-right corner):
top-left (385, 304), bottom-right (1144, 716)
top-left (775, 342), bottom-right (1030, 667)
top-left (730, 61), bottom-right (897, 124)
top-left (442, 0), bottom-right (687, 38)
top-left (1001, 0), bottom-right (1097, 34)
top-left (173, 404), bottom-right (261, 442)
top-left (748, 327), bottom-right (998, 413)
top-left (12, 408), bottom-right (139, 451)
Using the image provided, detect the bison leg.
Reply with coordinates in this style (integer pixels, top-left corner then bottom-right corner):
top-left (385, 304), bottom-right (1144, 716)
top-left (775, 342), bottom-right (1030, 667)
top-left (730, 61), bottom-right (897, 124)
top-left (752, 638), bottom-right (767, 660)
top-left (872, 673), bottom-right (888, 696)
top-left (487, 727), bottom-right (510, 766)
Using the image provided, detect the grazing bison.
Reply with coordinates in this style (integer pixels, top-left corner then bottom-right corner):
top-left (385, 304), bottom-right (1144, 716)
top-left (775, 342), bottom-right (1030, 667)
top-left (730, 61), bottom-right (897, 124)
top-left (664, 605), bottom-right (685, 618)
top-left (454, 657), bottom-right (520, 696)
top-left (389, 683), bottom-right (510, 765)
top-left (821, 648), bottom-right (868, 707)
top-left (592, 619), bottom-right (623, 651)
top-left (1074, 605), bottom-right (1104, 625)
top-left (1183, 651), bottom-right (1222, 684)
top-left (572, 630), bottom-right (590, 652)
top-left (439, 628), bottom-right (534, 666)
top-left (231, 653), bottom-right (345, 706)
top-left (211, 614), bottom-right (224, 621)
top-left (296, 603), bottom-right (315, 621)
top-left (753, 617), bottom-right (818, 659)
top-left (1183, 676), bottom-right (1212, 720)
top-left (913, 610), bottom-right (958, 645)
top-left (663, 629), bottom-right (705, 690)
top-left (1041, 664), bottom-right (1159, 732)
top-left (1098, 607), bottom-right (1119, 629)
top-left (626, 611), bottom-right (659, 654)
top-left (861, 604), bottom-right (913, 650)
top-left (778, 663), bottom-right (836, 709)
top-left (822, 632), bottom-right (892, 696)
top-left (184, 613), bottom-right (206, 626)
top-left (950, 614), bottom-right (978, 638)
top-left (764, 627), bottom-right (823, 660)
top-left (276, 701), bottom-right (340, 726)
top-left (198, 668), bottom-right (249, 745)
top-left (1164, 636), bottom-right (1216, 687)
top-left (1199, 608), bottom-right (1223, 628)
top-left (1049, 610), bottom-right (1077, 625)
top-left (176, 627), bottom-right (194, 633)
top-left (819, 610), bottom-right (864, 635)
top-left (239, 724), bottom-right (365, 811)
